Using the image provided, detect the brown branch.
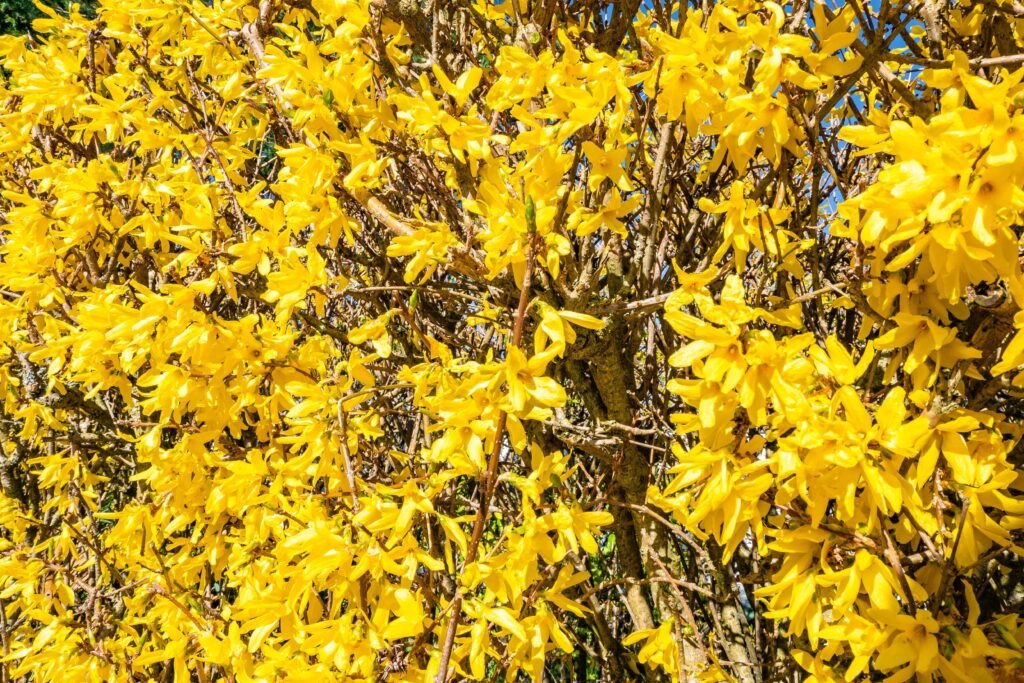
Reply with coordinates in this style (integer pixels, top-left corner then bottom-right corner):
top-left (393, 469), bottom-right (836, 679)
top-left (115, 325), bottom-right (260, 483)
top-left (883, 52), bottom-right (1024, 69)
top-left (336, 399), bottom-right (360, 512)
top-left (434, 219), bottom-right (537, 683)
top-left (935, 497), bottom-right (971, 608)
top-left (880, 513), bottom-right (918, 616)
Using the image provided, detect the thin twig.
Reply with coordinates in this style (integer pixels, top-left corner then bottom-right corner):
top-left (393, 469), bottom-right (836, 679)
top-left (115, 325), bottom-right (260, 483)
top-left (434, 207), bottom-right (538, 683)
top-left (935, 498), bottom-right (971, 608)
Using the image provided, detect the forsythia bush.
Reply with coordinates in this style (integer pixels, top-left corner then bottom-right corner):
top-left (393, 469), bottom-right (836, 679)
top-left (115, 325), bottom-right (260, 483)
top-left (1, 0), bottom-right (1024, 681)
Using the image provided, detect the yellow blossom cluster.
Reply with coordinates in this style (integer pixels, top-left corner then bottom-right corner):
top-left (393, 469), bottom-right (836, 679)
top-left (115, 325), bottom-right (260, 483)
top-left (0, 1), bottom-right (1022, 682)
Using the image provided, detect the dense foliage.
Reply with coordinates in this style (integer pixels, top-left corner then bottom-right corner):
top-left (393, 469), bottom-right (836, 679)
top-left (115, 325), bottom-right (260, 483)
top-left (1, 1), bottom-right (1023, 681)
top-left (0, 0), bottom-right (95, 35)
top-left (0, 0), bottom-right (39, 35)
